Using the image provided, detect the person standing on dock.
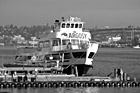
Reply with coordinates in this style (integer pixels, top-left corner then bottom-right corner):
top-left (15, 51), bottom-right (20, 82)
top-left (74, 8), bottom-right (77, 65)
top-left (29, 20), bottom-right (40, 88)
top-left (34, 68), bottom-right (38, 81)
top-left (12, 71), bottom-right (17, 82)
top-left (27, 71), bottom-right (31, 82)
top-left (31, 55), bottom-right (37, 62)
top-left (4, 70), bottom-right (8, 82)
top-left (120, 69), bottom-right (123, 81)
top-left (24, 72), bottom-right (28, 82)
top-left (117, 68), bottom-right (123, 81)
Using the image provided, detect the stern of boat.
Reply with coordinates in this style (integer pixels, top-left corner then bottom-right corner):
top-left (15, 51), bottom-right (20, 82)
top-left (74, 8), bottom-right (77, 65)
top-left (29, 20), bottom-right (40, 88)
top-left (85, 42), bottom-right (99, 65)
top-left (62, 42), bottom-right (99, 76)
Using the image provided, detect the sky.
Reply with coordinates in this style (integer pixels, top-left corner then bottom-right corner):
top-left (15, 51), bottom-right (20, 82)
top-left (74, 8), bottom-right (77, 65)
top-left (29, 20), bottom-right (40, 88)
top-left (0, 0), bottom-right (140, 28)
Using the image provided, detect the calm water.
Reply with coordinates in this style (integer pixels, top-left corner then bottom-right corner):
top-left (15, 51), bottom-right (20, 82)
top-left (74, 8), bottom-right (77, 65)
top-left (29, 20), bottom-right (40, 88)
top-left (0, 87), bottom-right (140, 93)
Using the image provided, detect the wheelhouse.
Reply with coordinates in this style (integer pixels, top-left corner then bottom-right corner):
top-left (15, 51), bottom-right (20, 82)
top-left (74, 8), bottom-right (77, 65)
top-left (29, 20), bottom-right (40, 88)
top-left (38, 16), bottom-right (91, 52)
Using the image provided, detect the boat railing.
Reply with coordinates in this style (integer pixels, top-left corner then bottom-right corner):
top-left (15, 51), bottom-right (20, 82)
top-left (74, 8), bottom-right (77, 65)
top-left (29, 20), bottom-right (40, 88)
top-left (52, 45), bottom-right (80, 51)
top-left (71, 45), bottom-right (79, 49)
top-left (52, 46), bottom-right (62, 51)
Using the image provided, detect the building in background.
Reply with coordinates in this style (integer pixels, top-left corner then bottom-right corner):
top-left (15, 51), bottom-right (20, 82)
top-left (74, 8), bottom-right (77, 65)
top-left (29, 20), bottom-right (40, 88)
top-left (90, 26), bottom-right (140, 47)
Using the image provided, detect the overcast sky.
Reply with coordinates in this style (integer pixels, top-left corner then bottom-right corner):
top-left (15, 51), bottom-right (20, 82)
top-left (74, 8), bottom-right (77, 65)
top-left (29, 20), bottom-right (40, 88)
top-left (0, 0), bottom-right (140, 28)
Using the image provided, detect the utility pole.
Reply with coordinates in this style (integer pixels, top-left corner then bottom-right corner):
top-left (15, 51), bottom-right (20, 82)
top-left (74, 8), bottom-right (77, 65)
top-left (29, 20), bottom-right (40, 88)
top-left (131, 28), bottom-right (134, 46)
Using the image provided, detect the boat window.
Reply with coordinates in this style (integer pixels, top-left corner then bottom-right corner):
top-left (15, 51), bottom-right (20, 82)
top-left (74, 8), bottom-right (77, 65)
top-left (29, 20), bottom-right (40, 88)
top-left (38, 55), bottom-right (45, 60)
top-left (15, 56), bottom-right (26, 61)
top-left (71, 39), bottom-right (79, 45)
top-left (52, 40), bottom-right (59, 46)
top-left (79, 24), bottom-right (82, 28)
top-left (64, 53), bottom-right (72, 59)
top-left (15, 56), bottom-right (20, 60)
top-left (62, 39), bottom-right (70, 45)
top-left (52, 54), bottom-right (61, 60)
top-left (45, 54), bottom-right (51, 60)
top-left (44, 40), bottom-right (50, 48)
top-left (39, 42), bottom-right (44, 48)
top-left (75, 24), bottom-right (78, 28)
top-left (88, 52), bottom-right (95, 58)
top-left (66, 23), bottom-right (70, 28)
top-left (71, 24), bottom-right (74, 28)
top-left (72, 52), bottom-right (86, 58)
top-left (80, 40), bottom-right (89, 45)
top-left (55, 22), bottom-right (60, 29)
top-left (62, 23), bottom-right (65, 28)
top-left (45, 54), bottom-right (60, 60)
top-left (27, 56), bottom-right (32, 60)
top-left (80, 40), bottom-right (89, 49)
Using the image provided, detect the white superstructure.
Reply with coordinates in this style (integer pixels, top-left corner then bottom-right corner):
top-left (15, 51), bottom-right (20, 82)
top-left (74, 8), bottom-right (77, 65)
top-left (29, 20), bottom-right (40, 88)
top-left (39, 16), bottom-right (98, 53)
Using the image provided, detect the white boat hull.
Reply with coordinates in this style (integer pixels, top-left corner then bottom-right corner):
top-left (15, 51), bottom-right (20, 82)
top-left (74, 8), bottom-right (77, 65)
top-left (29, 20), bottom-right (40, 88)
top-left (85, 42), bottom-right (99, 65)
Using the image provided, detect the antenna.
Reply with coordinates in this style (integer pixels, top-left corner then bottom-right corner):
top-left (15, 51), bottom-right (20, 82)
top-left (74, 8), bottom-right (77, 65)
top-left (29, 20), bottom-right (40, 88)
top-left (62, 17), bottom-right (65, 21)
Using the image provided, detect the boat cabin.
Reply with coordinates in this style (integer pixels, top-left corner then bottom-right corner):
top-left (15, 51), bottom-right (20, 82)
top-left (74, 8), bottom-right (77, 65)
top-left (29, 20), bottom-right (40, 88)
top-left (38, 17), bottom-right (91, 53)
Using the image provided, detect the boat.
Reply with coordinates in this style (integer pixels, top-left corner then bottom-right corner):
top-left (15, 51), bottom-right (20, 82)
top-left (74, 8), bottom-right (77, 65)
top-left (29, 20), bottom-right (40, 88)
top-left (3, 16), bottom-right (99, 76)
top-left (133, 45), bottom-right (140, 48)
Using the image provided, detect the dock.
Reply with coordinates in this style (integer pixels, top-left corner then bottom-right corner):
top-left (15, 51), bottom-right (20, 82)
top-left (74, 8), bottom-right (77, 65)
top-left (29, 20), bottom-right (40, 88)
top-left (0, 74), bottom-right (140, 88)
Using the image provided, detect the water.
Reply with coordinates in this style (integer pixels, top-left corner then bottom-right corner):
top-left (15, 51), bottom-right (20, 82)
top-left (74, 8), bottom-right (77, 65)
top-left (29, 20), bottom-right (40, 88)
top-left (0, 87), bottom-right (140, 93)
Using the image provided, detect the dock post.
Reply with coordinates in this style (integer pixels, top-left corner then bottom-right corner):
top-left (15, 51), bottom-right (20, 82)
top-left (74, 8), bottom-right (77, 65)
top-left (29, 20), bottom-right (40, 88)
top-left (71, 65), bottom-right (74, 75)
top-left (75, 66), bottom-right (78, 76)
top-left (120, 69), bottom-right (123, 81)
top-left (123, 72), bottom-right (127, 81)
top-left (115, 68), bottom-right (123, 81)
top-left (114, 69), bottom-right (118, 79)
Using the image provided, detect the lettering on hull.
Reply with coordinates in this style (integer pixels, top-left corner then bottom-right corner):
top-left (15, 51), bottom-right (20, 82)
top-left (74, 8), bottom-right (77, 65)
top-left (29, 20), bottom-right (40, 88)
top-left (61, 31), bottom-right (87, 39)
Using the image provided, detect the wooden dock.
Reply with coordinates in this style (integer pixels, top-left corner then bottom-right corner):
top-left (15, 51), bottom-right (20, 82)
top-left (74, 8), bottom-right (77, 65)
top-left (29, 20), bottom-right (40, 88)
top-left (0, 74), bottom-right (140, 88)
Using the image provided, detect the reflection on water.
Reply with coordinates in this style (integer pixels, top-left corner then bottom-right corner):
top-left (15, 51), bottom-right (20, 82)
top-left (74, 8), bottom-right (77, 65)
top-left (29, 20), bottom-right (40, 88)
top-left (0, 87), bottom-right (140, 93)
top-left (56, 87), bottom-right (99, 93)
